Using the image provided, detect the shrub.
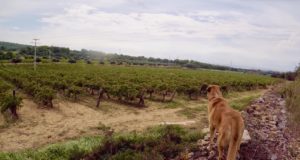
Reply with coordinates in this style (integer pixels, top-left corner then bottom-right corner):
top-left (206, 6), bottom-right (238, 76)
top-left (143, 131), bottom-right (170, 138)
top-left (11, 58), bottom-right (22, 64)
top-left (67, 86), bottom-right (81, 100)
top-left (0, 81), bottom-right (11, 93)
top-left (86, 60), bottom-right (92, 64)
top-left (68, 59), bottom-right (76, 64)
top-left (99, 61), bottom-right (105, 64)
top-left (35, 58), bottom-right (42, 63)
top-left (35, 87), bottom-right (55, 107)
top-left (0, 92), bottom-right (22, 119)
top-left (52, 58), bottom-right (60, 62)
top-left (85, 125), bottom-right (203, 159)
top-left (284, 81), bottom-right (300, 123)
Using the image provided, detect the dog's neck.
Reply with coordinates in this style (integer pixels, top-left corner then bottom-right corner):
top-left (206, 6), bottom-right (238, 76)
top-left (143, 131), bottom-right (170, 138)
top-left (208, 93), bottom-right (222, 101)
top-left (208, 96), bottom-right (217, 101)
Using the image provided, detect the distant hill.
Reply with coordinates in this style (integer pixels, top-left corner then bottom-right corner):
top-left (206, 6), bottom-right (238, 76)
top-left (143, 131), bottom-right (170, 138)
top-left (107, 54), bottom-right (235, 70)
top-left (0, 41), bottom-right (88, 60)
top-left (0, 41), bottom-right (281, 75)
top-left (0, 41), bottom-right (30, 51)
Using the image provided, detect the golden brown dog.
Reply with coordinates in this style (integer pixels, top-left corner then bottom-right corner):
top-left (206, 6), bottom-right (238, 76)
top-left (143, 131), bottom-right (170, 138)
top-left (207, 85), bottom-right (244, 160)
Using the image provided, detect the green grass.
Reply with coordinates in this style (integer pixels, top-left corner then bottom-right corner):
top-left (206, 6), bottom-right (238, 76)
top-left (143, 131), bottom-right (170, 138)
top-left (164, 100), bottom-right (183, 109)
top-left (175, 89), bottom-right (263, 118)
top-left (86, 125), bottom-right (204, 160)
top-left (0, 125), bottom-right (204, 160)
top-left (0, 136), bottom-right (102, 160)
top-left (229, 95), bottom-right (260, 111)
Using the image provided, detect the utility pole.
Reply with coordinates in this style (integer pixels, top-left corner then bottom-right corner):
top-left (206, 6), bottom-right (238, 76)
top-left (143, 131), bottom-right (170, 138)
top-left (33, 38), bottom-right (39, 71)
top-left (48, 49), bottom-right (51, 60)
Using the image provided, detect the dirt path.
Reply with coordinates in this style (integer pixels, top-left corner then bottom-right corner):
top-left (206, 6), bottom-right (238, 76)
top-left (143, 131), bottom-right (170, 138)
top-left (0, 98), bottom-right (193, 151)
top-left (190, 87), bottom-right (299, 160)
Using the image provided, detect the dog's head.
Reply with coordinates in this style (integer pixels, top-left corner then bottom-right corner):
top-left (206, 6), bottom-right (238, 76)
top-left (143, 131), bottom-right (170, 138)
top-left (206, 85), bottom-right (223, 100)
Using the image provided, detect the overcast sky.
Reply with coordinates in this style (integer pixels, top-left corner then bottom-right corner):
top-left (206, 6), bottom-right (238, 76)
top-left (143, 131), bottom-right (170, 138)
top-left (0, 0), bottom-right (299, 71)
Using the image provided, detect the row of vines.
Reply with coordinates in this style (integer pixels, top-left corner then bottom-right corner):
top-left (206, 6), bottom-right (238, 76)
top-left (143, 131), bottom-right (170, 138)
top-left (0, 64), bottom-right (278, 108)
top-left (0, 79), bottom-right (22, 119)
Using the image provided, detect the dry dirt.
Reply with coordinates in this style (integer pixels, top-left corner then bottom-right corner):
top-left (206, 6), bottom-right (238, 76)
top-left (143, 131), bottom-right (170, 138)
top-left (0, 97), bottom-right (202, 151)
top-left (0, 90), bottom-right (264, 152)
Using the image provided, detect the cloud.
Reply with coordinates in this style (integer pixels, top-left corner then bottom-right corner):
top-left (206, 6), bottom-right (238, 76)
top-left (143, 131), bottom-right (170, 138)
top-left (40, 6), bottom-right (257, 38)
top-left (0, 1), bottom-right (299, 71)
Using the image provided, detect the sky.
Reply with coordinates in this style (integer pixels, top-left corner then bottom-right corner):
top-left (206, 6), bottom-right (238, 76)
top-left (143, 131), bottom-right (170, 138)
top-left (0, 0), bottom-right (299, 71)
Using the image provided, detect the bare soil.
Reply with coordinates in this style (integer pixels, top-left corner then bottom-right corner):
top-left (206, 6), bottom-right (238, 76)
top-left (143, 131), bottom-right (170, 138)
top-left (0, 90), bottom-right (264, 152)
top-left (0, 98), bottom-right (198, 151)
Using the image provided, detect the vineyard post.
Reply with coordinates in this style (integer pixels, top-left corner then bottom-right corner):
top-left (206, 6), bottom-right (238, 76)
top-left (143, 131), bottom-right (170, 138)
top-left (10, 89), bottom-right (19, 119)
top-left (96, 88), bottom-right (104, 108)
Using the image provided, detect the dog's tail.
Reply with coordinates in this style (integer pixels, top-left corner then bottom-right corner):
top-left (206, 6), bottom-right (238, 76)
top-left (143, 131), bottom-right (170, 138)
top-left (227, 115), bottom-right (244, 160)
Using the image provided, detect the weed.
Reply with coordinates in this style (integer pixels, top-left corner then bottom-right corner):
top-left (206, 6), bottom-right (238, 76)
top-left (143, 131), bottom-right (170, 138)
top-left (85, 125), bottom-right (203, 160)
top-left (230, 95), bottom-right (260, 111)
top-left (176, 105), bottom-right (206, 118)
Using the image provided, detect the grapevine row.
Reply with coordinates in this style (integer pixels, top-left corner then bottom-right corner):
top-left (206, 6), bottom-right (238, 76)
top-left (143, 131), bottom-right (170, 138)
top-left (0, 64), bottom-right (278, 108)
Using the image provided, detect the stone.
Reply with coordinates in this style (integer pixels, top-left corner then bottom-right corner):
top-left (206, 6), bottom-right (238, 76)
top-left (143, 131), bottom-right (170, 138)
top-left (201, 140), bottom-right (209, 145)
top-left (160, 120), bottom-right (196, 125)
top-left (262, 116), bottom-right (270, 122)
top-left (252, 105), bottom-right (259, 110)
top-left (188, 152), bottom-right (194, 158)
top-left (258, 97), bottom-right (265, 103)
top-left (246, 108), bottom-right (254, 114)
top-left (257, 131), bottom-right (268, 140)
top-left (253, 111), bottom-right (261, 117)
top-left (241, 129), bottom-right (251, 144)
top-left (204, 134), bottom-right (210, 141)
top-left (271, 154), bottom-right (278, 160)
top-left (201, 127), bottom-right (210, 135)
top-left (208, 150), bottom-right (216, 159)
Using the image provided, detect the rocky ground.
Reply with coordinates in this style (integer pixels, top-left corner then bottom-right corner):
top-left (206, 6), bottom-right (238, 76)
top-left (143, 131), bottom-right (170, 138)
top-left (188, 87), bottom-right (300, 160)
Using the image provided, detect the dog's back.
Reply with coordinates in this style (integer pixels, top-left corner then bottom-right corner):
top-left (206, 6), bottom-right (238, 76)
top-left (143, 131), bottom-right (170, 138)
top-left (207, 85), bottom-right (244, 160)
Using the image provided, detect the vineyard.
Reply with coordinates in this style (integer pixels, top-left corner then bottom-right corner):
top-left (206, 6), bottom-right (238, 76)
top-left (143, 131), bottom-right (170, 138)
top-left (0, 64), bottom-right (277, 110)
top-left (0, 63), bottom-right (282, 159)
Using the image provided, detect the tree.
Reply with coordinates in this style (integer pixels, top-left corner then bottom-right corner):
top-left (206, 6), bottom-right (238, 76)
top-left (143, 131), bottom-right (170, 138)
top-left (0, 46), bottom-right (5, 51)
top-left (0, 50), bottom-right (4, 59)
top-left (6, 51), bottom-right (13, 59)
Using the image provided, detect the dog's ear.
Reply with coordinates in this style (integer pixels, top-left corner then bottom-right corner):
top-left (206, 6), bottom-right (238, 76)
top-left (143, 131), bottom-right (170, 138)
top-left (206, 86), bottom-right (212, 93)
